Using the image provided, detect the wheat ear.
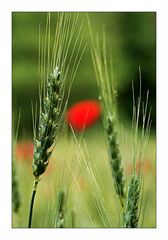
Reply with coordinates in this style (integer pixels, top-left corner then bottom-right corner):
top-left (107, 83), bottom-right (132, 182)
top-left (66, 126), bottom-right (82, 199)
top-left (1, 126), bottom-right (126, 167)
top-left (54, 191), bottom-right (65, 228)
top-left (28, 12), bottom-right (85, 228)
top-left (105, 113), bottom-right (125, 202)
top-left (123, 173), bottom-right (140, 227)
top-left (33, 67), bottom-right (61, 177)
top-left (87, 18), bottom-right (125, 206)
top-left (28, 66), bottom-right (63, 227)
top-left (124, 69), bottom-right (151, 228)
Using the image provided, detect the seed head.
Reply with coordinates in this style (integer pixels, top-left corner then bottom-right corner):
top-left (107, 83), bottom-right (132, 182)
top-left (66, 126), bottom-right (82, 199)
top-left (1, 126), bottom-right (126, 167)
top-left (33, 66), bottom-right (62, 177)
top-left (105, 112), bottom-right (125, 201)
top-left (123, 174), bottom-right (140, 228)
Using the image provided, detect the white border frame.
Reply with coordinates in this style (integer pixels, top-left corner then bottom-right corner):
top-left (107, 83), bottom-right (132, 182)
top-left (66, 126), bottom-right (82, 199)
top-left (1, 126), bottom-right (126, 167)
top-left (0, 0), bottom-right (167, 239)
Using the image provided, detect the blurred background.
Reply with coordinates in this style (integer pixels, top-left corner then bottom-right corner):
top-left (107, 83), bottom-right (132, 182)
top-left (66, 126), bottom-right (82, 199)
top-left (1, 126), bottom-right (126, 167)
top-left (12, 12), bottom-right (156, 137)
top-left (12, 12), bottom-right (156, 227)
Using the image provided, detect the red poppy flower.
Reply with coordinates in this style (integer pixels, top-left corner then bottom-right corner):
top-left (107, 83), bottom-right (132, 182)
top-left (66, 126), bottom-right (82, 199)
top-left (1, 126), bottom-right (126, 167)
top-left (66, 100), bottom-right (101, 131)
top-left (15, 141), bottom-right (34, 162)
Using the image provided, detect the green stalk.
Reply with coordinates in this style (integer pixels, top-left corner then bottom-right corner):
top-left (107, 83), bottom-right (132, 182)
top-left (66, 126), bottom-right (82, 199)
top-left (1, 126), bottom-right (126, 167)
top-left (28, 178), bottom-right (39, 228)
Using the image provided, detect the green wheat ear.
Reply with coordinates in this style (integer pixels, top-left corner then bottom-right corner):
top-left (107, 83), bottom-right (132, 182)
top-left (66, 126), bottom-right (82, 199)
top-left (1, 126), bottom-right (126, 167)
top-left (33, 67), bottom-right (61, 177)
top-left (105, 112), bottom-right (125, 199)
top-left (87, 17), bottom-right (125, 206)
top-left (52, 189), bottom-right (75, 228)
top-left (123, 69), bottom-right (152, 228)
top-left (54, 190), bottom-right (65, 228)
top-left (123, 174), bottom-right (140, 228)
top-left (28, 12), bottom-right (85, 228)
top-left (32, 13), bottom-right (85, 178)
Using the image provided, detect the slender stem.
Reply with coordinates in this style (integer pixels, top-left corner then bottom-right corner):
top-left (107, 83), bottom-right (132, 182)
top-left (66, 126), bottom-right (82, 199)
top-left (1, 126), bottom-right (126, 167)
top-left (28, 178), bottom-right (39, 228)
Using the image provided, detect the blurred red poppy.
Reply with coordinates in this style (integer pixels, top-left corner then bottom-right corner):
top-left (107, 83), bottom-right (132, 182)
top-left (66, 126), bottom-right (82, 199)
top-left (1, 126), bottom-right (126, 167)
top-left (15, 140), bottom-right (54, 175)
top-left (66, 100), bottom-right (101, 131)
top-left (127, 159), bottom-right (154, 175)
top-left (15, 141), bottom-right (34, 162)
